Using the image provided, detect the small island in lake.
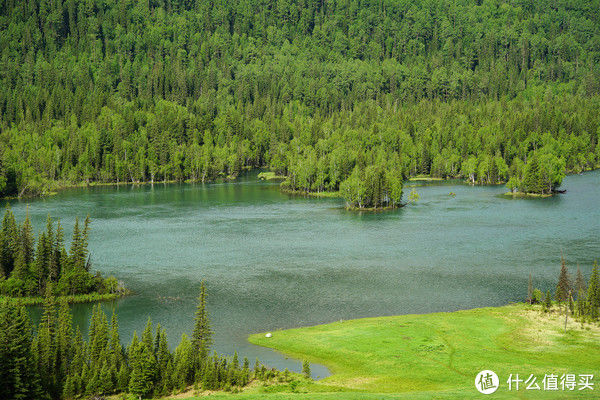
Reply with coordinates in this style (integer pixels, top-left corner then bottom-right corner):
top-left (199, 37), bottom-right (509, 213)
top-left (504, 151), bottom-right (566, 197)
top-left (0, 207), bottom-right (127, 305)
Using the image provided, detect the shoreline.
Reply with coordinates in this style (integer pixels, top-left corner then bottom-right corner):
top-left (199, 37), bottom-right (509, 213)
top-left (280, 188), bottom-right (341, 198)
top-left (502, 191), bottom-right (554, 198)
top-left (246, 303), bottom-right (600, 396)
top-left (0, 290), bottom-right (131, 306)
top-left (4, 168), bottom-right (597, 202)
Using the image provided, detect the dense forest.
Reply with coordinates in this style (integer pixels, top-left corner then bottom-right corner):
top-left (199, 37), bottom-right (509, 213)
top-left (0, 282), bottom-right (286, 399)
top-left (1, 0), bottom-right (599, 207)
top-left (0, 207), bottom-right (123, 299)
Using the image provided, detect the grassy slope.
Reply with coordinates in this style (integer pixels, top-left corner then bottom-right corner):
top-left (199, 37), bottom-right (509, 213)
top-left (165, 304), bottom-right (599, 399)
top-left (182, 304), bottom-right (600, 399)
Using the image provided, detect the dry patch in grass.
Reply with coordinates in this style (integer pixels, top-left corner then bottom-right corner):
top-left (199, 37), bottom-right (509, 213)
top-left (512, 307), bottom-right (600, 351)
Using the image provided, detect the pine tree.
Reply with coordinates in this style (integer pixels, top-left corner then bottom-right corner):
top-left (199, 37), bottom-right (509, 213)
top-left (0, 302), bottom-right (43, 399)
top-left (523, 152), bottom-right (541, 194)
top-left (37, 287), bottom-right (59, 398)
top-left (70, 327), bottom-right (85, 378)
top-left (302, 360), bottom-right (311, 379)
top-left (555, 256), bottom-right (571, 305)
top-left (116, 364), bottom-right (130, 392)
top-left (69, 217), bottom-right (83, 270)
top-left (232, 351), bottom-right (239, 370)
top-left (141, 317), bottom-right (155, 356)
top-left (33, 232), bottom-right (49, 295)
top-left (575, 265), bottom-right (587, 293)
top-left (51, 221), bottom-right (64, 280)
top-left (56, 299), bottom-right (73, 385)
top-left (108, 311), bottom-right (123, 370)
top-left (44, 215), bottom-right (56, 282)
top-left (587, 261), bottom-right (599, 320)
top-left (253, 358), bottom-right (260, 379)
top-left (82, 215), bottom-right (91, 271)
top-left (173, 333), bottom-right (194, 389)
top-left (62, 374), bottom-right (75, 399)
top-left (241, 357), bottom-right (250, 386)
top-left (543, 289), bottom-right (552, 312)
top-left (0, 205), bottom-right (18, 276)
top-left (13, 209), bottom-right (35, 281)
top-left (88, 304), bottom-right (109, 369)
top-left (191, 281), bottom-right (213, 359)
top-left (155, 325), bottom-right (171, 390)
top-left (128, 340), bottom-right (156, 399)
top-left (98, 361), bottom-right (113, 394)
top-left (577, 288), bottom-right (587, 317)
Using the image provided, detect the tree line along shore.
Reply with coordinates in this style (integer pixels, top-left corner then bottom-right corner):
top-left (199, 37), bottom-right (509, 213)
top-left (0, 206), bottom-right (127, 301)
top-left (0, 1), bottom-right (599, 209)
top-left (0, 281), bottom-right (307, 400)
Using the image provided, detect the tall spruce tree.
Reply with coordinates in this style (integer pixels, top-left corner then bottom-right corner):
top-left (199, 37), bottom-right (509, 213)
top-left (13, 209), bottom-right (35, 280)
top-left (108, 312), bottom-right (123, 371)
top-left (51, 221), bottom-right (64, 281)
top-left (128, 332), bottom-right (156, 399)
top-left (88, 305), bottom-right (109, 370)
top-left (575, 265), bottom-right (587, 293)
top-left (56, 299), bottom-right (73, 388)
top-left (0, 206), bottom-right (18, 277)
top-left (0, 301), bottom-right (42, 399)
top-left (36, 288), bottom-right (59, 398)
top-left (543, 289), bottom-right (552, 312)
top-left (69, 217), bottom-right (84, 270)
top-left (587, 261), bottom-right (600, 320)
top-left (192, 281), bottom-right (213, 359)
top-left (556, 256), bottom-right (571, 305)
top-left (82, 215), bottom-right (91, 271)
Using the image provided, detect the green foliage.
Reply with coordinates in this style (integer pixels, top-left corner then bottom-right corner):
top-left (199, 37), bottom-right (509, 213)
top-left (249, 304), bottom-right (600, 395)
top-left (0, 301), bottom-right (42, 399)
top-left (192, 281), bottom-right (213, 359)
top-left (555, 256), bottom-right (572, 304)
top-left (532, 289), bottom-right (543, 305)
top-left (339, 164), bottom-right (403, 209)
top-left (543, 289), bottom-right (552, 312)
top-left (302, 360), bottom-right (311, 380)
top-left (0, 0), bottom-right (598, 198)
top-left (0, 281), bottom-right (257, 400)
top-left (0, 206), bottom-right (123, 298)
top-left (587, 261), bottom-right (600, 319)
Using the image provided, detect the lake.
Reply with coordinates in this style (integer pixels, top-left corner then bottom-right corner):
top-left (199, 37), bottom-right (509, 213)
top-left (12, 170), bottom-right (600, 377)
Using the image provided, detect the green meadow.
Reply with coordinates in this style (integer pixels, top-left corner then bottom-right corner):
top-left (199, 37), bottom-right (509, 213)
top-left (171, 304), bottom-right (599, 399)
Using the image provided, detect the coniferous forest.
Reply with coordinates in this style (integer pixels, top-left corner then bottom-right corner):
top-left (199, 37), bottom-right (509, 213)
top-left (0, 207), bottom-right (123, 299)
top-left (1, 0), bottom-right (600, 207)
top-left (0, 2), bottom-right (599, 399)
top-left (0, 282), bottom-right (276, 400)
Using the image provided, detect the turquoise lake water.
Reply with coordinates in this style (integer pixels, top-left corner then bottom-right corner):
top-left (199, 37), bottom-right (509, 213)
top-left (12, 170), bottom-right (600, 377)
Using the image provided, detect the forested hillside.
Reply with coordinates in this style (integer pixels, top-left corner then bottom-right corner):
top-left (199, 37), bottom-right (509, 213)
top-left (1, 0), bottom-right (599, 204)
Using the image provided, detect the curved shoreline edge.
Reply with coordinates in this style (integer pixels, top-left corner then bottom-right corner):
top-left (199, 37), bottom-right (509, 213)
top-left (246, 303), bottom-right (600, 396)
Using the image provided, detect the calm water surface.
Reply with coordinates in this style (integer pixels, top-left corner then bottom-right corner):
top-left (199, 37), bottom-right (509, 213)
top-left (13, 170), bottom-right (600, 377)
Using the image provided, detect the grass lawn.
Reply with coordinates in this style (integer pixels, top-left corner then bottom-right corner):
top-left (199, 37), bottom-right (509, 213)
top-left (168, 304), bottom-right (600, 399)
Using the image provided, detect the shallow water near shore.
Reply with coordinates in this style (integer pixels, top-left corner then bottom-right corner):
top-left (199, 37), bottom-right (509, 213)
top-left (13, 170), bottom-right (600, 378)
